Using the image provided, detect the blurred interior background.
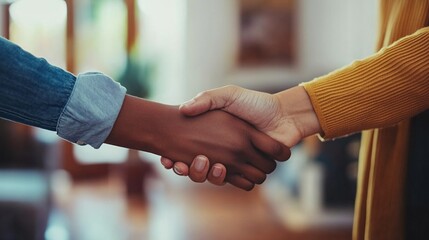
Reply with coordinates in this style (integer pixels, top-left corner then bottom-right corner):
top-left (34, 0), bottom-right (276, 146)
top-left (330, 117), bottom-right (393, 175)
top-left (0, 0), bottom-right (378, 239)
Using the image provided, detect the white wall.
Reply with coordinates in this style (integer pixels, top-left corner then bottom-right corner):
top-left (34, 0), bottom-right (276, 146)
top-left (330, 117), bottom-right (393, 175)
top-left (183, 0), bottom-right (378, 94)
top-left (141, 0), bottom-right (378, 103)
top-left (183, 0), bottom-right (239, 97)
top-left (138, 0), bottom-right (187, 104)
top-left (299, 0), bottom-right (378, 73)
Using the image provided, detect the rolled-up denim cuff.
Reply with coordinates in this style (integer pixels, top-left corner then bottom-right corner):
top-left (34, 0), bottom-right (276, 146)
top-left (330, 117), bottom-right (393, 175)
top-left (57, 72), bottom-right (126, 148)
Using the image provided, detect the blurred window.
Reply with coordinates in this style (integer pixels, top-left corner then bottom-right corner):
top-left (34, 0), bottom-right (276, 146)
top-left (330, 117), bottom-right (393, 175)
top-left (73, 0), bottom-right (128, 164)
top-left (10, 0), bottom-right (67, 68)
top-left (9, 0), bottom-right (67, 144)
top-left (75, 0), bottom-right (127, 78)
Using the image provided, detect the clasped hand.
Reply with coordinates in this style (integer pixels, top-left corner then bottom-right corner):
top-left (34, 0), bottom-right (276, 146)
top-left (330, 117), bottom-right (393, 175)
top-left (160, 85), bottom-right (321, 190)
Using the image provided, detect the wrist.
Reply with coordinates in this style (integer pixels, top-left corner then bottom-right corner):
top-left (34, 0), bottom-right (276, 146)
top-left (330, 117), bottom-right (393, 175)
top-left (105, 95), bottom-right (170, 153)
top-left (274, 86), bottom-right (322, 139)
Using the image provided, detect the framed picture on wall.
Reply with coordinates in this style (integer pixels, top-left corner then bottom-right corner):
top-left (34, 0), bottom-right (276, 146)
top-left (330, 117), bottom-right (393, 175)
top-left (239, 0), bottom-right (296, 67)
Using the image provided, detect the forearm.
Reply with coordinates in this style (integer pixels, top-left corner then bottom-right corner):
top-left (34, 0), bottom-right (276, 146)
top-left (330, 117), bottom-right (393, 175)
top-left (274, 86), bottom-right (322, 139)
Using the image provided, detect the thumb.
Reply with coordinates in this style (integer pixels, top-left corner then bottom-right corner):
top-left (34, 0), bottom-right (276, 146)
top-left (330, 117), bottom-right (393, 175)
top-left (179, 85), bottom-right (240, 116)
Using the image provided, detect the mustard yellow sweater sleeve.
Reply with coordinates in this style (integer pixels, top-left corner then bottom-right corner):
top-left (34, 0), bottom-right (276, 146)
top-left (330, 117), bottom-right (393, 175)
top-left (301, 27), bottom-right (429, 139)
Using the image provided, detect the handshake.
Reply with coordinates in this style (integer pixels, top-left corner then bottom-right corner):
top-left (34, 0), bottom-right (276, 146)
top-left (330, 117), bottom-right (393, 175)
top-left (106, 85), bottom-right (321, 191)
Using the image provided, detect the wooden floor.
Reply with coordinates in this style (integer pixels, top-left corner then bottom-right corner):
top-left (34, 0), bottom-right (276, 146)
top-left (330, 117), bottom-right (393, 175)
top-left (164, 186), bottom-right (352, 240)
top-left (55, 175), bottom-right (352, 240)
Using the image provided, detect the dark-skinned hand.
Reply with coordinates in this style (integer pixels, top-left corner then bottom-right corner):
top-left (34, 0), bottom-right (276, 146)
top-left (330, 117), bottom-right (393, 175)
top-left (106, 95), bottom-right (291, 190)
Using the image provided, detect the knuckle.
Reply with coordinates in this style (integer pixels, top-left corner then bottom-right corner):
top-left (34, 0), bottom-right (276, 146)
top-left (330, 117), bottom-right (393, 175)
top-left (225, 85), bottom-right (243, 100)
top-left (266, 161), bottom-right (277, 174)
top-left (224, 85), bottom-right (241, 93)
top-left (197, 90), bottom-right (211, 99)
top-left (255, 174), bottom-right (267, 185)
top-left (245, 184), bottom-right (255, 191)
top-left (225, 85), bottom-right (236, 91)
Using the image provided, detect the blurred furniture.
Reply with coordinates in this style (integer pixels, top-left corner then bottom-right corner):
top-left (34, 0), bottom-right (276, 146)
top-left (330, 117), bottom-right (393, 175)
top-left (263, 134), bottom-right (360, 230)
top-left (0, 122), bottom-right (52, 240)
top-left (0, 171), bottom-right (50, 240)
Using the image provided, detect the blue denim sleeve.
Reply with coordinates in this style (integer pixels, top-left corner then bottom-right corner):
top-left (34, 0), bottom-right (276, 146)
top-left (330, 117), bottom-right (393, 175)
top-left (0, 37), bottom-right (126, 148)
top-left (57, 73), bottom-right (126, 148)
top-left (0, 37), bottom-right (75, 130)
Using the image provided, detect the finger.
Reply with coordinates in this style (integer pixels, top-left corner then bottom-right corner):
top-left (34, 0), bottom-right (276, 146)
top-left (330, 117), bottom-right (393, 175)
top-left (188, 155), bottom-right (210, 183)
top-left (207, 163), bottom-right (227, 186)
top-left (173, 162), bottom-right (189, 176)
top-left (245, 151), bottom-right (277, 174)
top-left (250, 132), bottom-right (291, 162)
top-left (239, 164), bottom-right (267, 185)
top-left (160, 157), bottom-right (174, 169)
top-left (179, 85), bottom-right (241, 116)
top-left (226, 175), bottom-right (255, 191)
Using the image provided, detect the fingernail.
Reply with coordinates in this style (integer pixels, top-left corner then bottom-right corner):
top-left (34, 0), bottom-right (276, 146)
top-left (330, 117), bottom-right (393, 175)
top-left (173, 165), bottom-right (183, 175)
top-left (212, 166), bottom-right (223, 177)
top-left (182, 98), bottom-right (196, 107)
top-left (160, 158), bottom-right (169, 168)
top-left (194, 156), bottom-right (207, 172)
